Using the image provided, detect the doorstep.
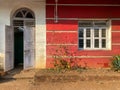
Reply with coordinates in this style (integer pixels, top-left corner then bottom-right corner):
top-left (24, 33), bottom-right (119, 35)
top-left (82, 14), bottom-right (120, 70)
top-left (1, 69), bottom-right (37, 80)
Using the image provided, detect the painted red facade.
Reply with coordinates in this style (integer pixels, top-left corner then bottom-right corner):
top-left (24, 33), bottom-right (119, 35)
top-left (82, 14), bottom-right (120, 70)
top-left (46, 0), bottom-right (120, 68)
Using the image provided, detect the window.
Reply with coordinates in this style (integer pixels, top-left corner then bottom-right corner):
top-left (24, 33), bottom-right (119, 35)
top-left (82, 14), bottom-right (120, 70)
top-left (78, 20), bottom-right (111, 50)
top-left (14, 8), bottom-right (35, 19)
top-left (13, 8), bottom-right (35, 33)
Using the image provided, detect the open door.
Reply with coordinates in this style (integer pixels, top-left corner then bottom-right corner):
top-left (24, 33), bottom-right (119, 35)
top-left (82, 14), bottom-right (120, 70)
top-left (5, 25), bottom-right (14, 71)
top-left (24, 26), bottom-right (35, 69)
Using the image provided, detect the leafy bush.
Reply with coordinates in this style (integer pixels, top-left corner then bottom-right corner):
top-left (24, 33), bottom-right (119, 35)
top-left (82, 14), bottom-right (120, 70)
top-left (52, 45), bottom-right (86, 72)
top-left (111, 55), bottom-right (120, 71)
top-left (53, 46), bottom-right (74, 71)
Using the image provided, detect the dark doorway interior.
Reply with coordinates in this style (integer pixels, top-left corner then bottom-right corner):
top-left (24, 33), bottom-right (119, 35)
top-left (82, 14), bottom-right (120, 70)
top-left (14, 30), bottom-right (23, 68)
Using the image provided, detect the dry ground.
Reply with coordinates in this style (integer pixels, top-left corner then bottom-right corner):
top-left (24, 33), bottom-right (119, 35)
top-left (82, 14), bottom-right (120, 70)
top-left (1, 69), bottom-right (120, 90)
top-left (1, 79), bottom-right (120, 90)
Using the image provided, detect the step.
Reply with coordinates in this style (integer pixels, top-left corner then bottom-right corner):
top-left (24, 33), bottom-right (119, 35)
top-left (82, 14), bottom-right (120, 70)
top-left (0, 71), bottom-right (6, 77)
top-left (34, 69), bottom-right (120, 84)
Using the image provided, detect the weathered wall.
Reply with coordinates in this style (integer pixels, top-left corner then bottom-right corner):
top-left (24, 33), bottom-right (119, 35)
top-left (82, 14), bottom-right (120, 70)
top-left (0, 0), bottom-right (46, 70)
top-left (46, 0), bottom-right (120, 68)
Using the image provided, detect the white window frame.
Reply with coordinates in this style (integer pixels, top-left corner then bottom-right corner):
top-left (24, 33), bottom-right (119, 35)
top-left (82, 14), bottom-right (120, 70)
top-left (78, 20), bottom-right (111, 50)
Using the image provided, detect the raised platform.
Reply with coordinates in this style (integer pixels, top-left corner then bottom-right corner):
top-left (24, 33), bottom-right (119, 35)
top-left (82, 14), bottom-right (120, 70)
top-left (34, 69), bottom-right (120, 84)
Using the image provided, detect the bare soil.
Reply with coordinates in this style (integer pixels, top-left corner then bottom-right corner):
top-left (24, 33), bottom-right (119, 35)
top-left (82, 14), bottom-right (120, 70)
top-left (1, 79), bottom-right (120, 90)
top-left (1, 68), bottom-right (120, 90)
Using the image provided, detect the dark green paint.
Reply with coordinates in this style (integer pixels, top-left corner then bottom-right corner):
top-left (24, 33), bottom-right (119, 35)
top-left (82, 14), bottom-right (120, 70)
top-left (14, 31), bottom-right (23, 66)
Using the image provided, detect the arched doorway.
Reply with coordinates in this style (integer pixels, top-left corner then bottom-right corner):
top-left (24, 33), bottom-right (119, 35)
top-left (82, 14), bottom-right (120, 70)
top-left (12, 8), bottom-right (35, 69)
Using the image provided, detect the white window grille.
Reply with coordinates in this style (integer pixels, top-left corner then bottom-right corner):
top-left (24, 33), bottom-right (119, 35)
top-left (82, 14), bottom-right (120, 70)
top-left (78, 20), bottom-right (111, 50)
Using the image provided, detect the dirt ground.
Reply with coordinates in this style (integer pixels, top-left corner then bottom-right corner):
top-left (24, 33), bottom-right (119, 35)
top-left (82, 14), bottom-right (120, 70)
top-left (1, 68), bottom-right (120, 90)
top-left (1, 79), bottom-right (120, 90)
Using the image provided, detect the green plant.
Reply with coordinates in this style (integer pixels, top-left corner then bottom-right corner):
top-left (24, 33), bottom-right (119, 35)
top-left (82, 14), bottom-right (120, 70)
top-left (111, 55), bottom-right (120, 71)
top-left (53, 46), bottom-right (72, 71)
top-left (52, 45), bottom-right (86, 72)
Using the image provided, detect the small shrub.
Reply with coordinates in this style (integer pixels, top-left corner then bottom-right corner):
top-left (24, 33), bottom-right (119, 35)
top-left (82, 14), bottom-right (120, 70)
top-left (52, 45), bottom-right (86, 72)
top-left (111, 55), bottom-right (120, 71)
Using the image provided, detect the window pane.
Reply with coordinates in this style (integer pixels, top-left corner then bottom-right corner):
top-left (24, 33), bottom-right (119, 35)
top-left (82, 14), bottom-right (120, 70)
top-left (94, 39), bottom-right (99, 48)
top-left (22, 10), bottom-right (27, 15)
top-left (26, 12), bottom-right (34, 18)
top-left (79, 29), bottom-right (84, 37)
top-left (79, 39), bottom-right (83, 48)
top-left (94, 29), bottom-right (99, 37)
top-left (102, 39), bottom-right (106, 48)
top-left (86, 39), bottom-right (91, 48)
top-left (86, 28), bottom-right (91, 37)
top-left (102, 29), bottom-right (106, 37)
top-left (15, 12), bottom-right (23, 18)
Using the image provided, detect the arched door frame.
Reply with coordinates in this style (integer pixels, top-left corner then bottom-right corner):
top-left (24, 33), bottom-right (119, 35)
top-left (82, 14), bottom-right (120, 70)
top-left (11, 8), bottom-right (35, 69)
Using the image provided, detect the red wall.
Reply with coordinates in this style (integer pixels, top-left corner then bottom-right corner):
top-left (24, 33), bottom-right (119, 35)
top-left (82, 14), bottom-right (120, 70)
top-left (47, 0), bottom-right (120, 4)
top-left (47, 6), bottom-right (120, 18)
top-left (46, 0), bottom-right (120, 68)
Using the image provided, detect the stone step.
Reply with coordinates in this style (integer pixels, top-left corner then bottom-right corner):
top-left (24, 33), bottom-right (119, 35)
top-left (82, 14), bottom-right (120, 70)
top-left (34, 69), bottom-right (120, 84)
top-left (0, 69), bottom-right (36, 80)
top-left (35, 74), bottom-right (120, 83)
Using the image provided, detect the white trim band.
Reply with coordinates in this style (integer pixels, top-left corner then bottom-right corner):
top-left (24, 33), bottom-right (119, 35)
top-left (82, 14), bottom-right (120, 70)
top-left (47, 4), bottom-right (120, 7)
top-left (47, 18), bottom-right (109, 20)
top-left (47, 56), bottom-right (112, 58)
